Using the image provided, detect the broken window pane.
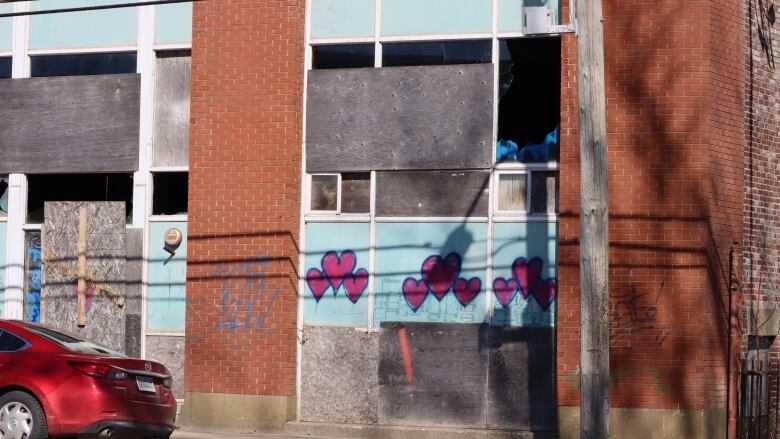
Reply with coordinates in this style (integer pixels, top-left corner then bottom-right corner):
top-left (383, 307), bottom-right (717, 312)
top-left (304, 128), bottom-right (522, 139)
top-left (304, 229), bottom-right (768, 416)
top-left (497, 174), bottom-right (527, 211)
top-left (530, 171), bottom-right (558, 214)
top-left (341, 173), bottom-right (370, 213)
top-left (26, 173), bottom-right (134, 224)
top-left (382, 40), bottom-right (492, 67)
top-left (497, 37), bottom-right (561, 163)
top-left (30, 52), bottom-right (137, 77)
top-left (152, 172), bottom-right (188, 216)
top-left (0, 57), bottom-right (10, 79)
top-left (311, 175), bottom-right (338, 211)
top-left (0, 176), bottom-right (8, 219)
top-left (312, 44), bottom-right (375, 69)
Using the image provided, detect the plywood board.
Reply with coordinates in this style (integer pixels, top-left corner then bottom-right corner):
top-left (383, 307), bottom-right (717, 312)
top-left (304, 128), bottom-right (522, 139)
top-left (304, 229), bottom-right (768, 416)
top-left (306, 64), bottom-right (493, 172)
top-left (378, 322), bottom-right (489, 428)
top-left (300, 326), bottom-right (380, 424)
top-left (153, 53), bottom-right (191, 167)
top-left (376, 170), bottom-right (489, 217)
top-left (0, 74), bottom-right (140, 174)
top-left (40, 202), bottom-right (126, 352)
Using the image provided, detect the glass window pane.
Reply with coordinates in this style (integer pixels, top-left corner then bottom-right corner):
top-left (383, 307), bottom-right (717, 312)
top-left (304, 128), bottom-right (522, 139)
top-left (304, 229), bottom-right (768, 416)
top-left (311, 0), bottom-right (375, 39)
top-left (382, 40), bottom-right (492, 67)
top-left (381, 0), bottom-right (492, 36)
top-left (312, 44), bottom-right (375, 69)
top-left (498, 174), bottom-right (527, 211)
top-left (0, 57), bottom-right (10, 79)
top-left (341, 173), bottom-right (370, 213)
top-left (155, 2), bottom-right (192, 44)
top-left (498, 0), bottom-right (562, 32)
top-left (311, 175), bottom-right (338, 211)
top-left (530, 172), bottom-right (558, 214)
top-left (29, 0), bottom-right (137, 50)
top-left (0, 4), bottom-right (11, 52)
top-left (31, 53), bottom-right (137, 77)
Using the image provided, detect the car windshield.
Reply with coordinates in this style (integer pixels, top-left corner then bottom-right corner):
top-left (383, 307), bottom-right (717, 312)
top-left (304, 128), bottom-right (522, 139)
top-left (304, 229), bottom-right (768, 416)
top-left (22, 324), bottom-right (126, 357)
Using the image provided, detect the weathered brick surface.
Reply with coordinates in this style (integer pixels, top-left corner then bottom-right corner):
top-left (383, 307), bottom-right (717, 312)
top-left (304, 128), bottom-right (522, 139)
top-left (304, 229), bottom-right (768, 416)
top-left (185, 0), bottom-right (305, 397)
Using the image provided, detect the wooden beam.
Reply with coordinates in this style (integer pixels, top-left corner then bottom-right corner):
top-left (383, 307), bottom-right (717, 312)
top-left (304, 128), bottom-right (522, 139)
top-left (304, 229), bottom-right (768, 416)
top-left (577, 0), bottom-right (611, 436)
top-left (77, 207), bottom-right (87, 327)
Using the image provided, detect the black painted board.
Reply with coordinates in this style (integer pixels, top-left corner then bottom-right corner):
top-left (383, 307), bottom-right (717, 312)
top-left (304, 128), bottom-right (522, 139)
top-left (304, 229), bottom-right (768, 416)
top-left (0, 74), bottom-right (140, 174)
top-left (306, 64), bottom-right (493, 172)
top-left (378, 322), bottom-right (489, 428)
top-left (487, 326), bottom-right (557, 430)
top-left (376, 170), bottom-right (490, 217)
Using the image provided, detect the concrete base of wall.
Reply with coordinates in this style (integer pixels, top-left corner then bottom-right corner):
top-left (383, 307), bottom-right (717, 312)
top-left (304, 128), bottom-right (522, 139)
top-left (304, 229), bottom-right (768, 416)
top-left (181, 392), bottom-right (296, 430)
top-left (284, 422), bottom-right (556, 439)
top-left (558, 406), bottom-right (727, 439)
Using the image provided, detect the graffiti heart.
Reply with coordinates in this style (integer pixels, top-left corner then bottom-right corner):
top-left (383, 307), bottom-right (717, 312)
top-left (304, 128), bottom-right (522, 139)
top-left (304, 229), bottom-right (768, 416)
top-left (421, 253), bottom-right (462, 300)
top-left (307, 250), bottom-right (368, 303)
top-left (402, 277), bottom-right (429, 312)
top-left (494, 257), bottom-right (557, 311)
top-left (453, 277), bottom-right (481, 307)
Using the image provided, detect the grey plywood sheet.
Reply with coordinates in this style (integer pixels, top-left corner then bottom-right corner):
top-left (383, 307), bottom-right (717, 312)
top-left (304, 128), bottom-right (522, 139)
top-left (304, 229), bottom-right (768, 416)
top-left (40, 202), bottom-right (126, 352)
top-left (378, 322), bottom-right (489, 428)
top-left (145, 335), bottom-right (185, 399)
top-left (153, 53), bottom-right (191, 167)
top-left (486, 326), bottom-right (556, 430)
top-left (0, 74), bottom-right (140, 174)
top-left (300, 326), bottom-right (380, 424)
top-left (125, 228), bottom-right (143, 315)
top-left (376, 170), bottom-right (489, 217)
top-left (306, 64), bottom-right (493, 172)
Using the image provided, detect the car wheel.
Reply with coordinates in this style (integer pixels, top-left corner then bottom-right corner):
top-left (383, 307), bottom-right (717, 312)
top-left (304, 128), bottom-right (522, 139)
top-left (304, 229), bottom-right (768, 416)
top-left (0, 391), bottom-right (48, 439)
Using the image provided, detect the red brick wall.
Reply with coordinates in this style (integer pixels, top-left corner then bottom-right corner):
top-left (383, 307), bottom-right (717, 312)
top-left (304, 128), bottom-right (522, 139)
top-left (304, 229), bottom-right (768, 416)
top-left (557, 0), bottom-right (743, 410)
top-left (185, 0), bottom-right (305, 397)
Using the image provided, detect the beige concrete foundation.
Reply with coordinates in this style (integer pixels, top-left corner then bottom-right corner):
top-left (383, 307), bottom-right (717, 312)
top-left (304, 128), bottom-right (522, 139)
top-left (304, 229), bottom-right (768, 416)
top-left (558, 406), bottom-right (727, 439)
top-left (181, 392), bottom-right (296, 430)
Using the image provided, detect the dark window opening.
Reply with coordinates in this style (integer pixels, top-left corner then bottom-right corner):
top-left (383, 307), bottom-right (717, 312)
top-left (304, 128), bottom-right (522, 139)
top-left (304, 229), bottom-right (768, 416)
top-left (26, 173), bottom-right (134, 224)
top-left (312, 44), bottom-right (375, 69)
top-left (152, 172), bottom-right (188, 216)
top-left (341, 173), bottom-right (370, 214)
top-left (382, 40), bottom-right (492, 67)
top-left (31, 52), bottom-right (137, 77)
top-left (0, 175), bottom-right (8, 218)
top-left (497, 37), bottom-right (561, 163)
top-left (0, 57), bottom-right (11, 79)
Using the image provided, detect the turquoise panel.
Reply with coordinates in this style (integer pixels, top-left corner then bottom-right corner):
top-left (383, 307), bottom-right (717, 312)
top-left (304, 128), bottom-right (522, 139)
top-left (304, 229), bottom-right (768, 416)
top-left (381, 0), bottom-right (492, 36)
top-left (492, 222), bottom-right (557, 326)
top-left (0, 4), bottom-right (11, 52)
top-left (147, 222), bottom-right (187, 330)
top-left (30, 0), bottom-right (138, 50)
top-left (311, 0), bottom-right (375, 39)
top-left (0, 222), bottom-right (5, 317)
top-left (155, 2), bottom-right (192, 44)
top-left (499, 0), bottom-right (561, 32)
top-left (304, 222), bottom-right (370, 325)
top-left (374, 222), bottom-right (487, 324)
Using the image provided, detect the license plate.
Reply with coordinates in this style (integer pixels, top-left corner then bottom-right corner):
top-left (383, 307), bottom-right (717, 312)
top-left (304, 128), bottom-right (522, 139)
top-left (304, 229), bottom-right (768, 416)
top-left (136, 376), bottom-right (156, 393)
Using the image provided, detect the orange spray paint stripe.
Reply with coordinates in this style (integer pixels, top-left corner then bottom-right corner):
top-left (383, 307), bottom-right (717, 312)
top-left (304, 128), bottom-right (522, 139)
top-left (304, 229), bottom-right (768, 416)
top-left (398, 328), bottom-right (414, 384)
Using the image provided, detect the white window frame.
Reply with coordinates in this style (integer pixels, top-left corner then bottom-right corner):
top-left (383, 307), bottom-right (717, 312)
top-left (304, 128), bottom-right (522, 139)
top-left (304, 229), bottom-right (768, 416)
top-left (494, 170), bottom-right (529, 215)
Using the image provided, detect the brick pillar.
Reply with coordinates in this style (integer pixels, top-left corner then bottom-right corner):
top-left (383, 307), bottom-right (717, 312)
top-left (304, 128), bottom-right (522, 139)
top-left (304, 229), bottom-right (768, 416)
top-left (183, 0), bottom-right (305, 429)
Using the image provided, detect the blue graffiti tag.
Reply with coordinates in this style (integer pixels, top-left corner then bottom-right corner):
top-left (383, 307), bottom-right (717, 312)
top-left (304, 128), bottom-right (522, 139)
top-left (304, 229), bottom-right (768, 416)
top-left (213, 259), bottom-right (282, 333)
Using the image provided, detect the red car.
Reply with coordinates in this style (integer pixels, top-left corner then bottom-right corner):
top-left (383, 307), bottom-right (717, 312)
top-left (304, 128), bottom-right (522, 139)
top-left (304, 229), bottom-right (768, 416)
top-left (0, 320), bottom-right (176, 438)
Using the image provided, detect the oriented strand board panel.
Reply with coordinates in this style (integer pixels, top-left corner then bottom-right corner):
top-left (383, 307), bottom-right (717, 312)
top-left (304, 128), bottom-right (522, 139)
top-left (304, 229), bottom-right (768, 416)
top-left (376, 170), bottom-right (489, 217)
top-left (486, 326), bottom-right (556, 430)
top-left (300, 326), bottom-right (380, 424)
top-left (40, 202), bottom-right (126, 352)
top-left (378, 322), bottom-right (489, 428)
top-left (0, 74), bottom-right (140, 174)
top-left (306, 64), bottom-right (493, 172)
top-left (145, 335), bottom-right (185, 399)
top-left (153, 53), bottom-right (191, 167)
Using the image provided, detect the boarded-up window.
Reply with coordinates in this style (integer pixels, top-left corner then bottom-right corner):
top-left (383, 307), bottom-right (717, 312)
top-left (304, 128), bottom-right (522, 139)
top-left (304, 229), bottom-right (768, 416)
top-left (153, 51), bottom-right (191, 168)
top-left (497, 173), bottom-right (527, 212)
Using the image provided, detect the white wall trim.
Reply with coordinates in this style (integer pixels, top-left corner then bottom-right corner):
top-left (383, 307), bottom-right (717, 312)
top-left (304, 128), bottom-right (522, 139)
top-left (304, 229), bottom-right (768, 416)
top-left (4, 175), bottom-right (27, 319)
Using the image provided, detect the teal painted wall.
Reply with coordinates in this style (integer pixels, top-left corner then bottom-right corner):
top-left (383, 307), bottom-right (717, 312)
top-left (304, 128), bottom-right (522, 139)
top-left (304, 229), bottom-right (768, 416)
top-left (30, 0), bottom-right (138, 50)
top-left (492, 222), bottom-right (557, 326)
top-left (0, 222), bottom-right (5, 317)
top-left (374, 222), bottom-right (487, 324)
top-left (155, 2), bottom-right (192, 44)
top-left (311, 0), bottom-right (375, 39)
top-left (381, 0), bottom-right (492, 36)
top-left (0, 4), bottom-right (11, 52)
top-left (304, 222), bottom-right (370, 325)
top-left (147, 221), bottom-right (187, 330)
top-left (498, 0), bottom-right (561, 32)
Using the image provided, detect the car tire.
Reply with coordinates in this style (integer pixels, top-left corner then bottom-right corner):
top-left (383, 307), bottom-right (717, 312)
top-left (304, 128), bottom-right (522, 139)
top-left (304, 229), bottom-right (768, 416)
top-left (0, 390), bottom-right (48, 439)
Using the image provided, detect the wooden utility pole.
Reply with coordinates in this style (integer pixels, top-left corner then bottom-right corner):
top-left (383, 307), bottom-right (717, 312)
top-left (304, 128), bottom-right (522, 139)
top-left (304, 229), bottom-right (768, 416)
top-left (577, 0), bottom-right (610, 437)
top-left (77, 207), bottom-right (88, 327)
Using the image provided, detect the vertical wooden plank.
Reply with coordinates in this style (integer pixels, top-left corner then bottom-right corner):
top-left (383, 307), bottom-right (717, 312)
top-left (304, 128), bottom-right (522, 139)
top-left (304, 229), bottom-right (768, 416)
top-left (77, 207), bottom-right (87, 327)
top-left (577, 0), bottom-right (610, 436)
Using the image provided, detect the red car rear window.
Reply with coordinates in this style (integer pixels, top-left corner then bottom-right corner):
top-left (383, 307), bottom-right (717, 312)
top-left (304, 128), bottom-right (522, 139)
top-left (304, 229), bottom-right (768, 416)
top-left (22, 324), bottom-right (125, 357)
